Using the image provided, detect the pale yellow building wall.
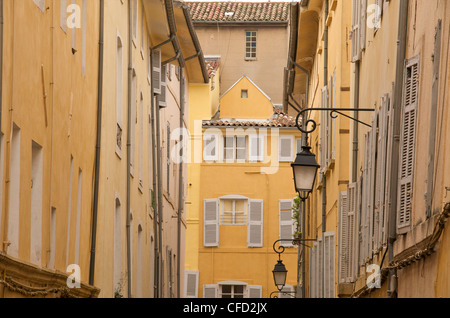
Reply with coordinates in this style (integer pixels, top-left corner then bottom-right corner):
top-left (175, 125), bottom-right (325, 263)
top-left (0, 0), bottom-right (100, 297)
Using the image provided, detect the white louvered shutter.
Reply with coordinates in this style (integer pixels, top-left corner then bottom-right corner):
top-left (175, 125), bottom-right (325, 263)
top-left (338, 192), bottom-right (348, 284)
top-left (360, 0), bottom-right (367, 50)
top-left (249, 134), bottom-right (264, 162)
top-left (248, 200), bottom-right (263, 247)
top-left (224, 135), bottom-right (235, 161)
top-left (279, 284), bottom-right (294, 298)
top-left (248, 285), bottom-right (262, 298)
top-left (151, 49), bottom-right (162, 95)
top-left (360, 134), bottom-right (370, 265)
top-left (369, 111), bottom-right (378, 254)
top-left (203, 285), bottom-right (218, 298)
top-left (204, 199), bottom-right (219, 247)
top-left (383, 92), bottom-right (393, 244)
top-left (351, 0), bottom-right (361, 62)
top-left (323, 232), bottom-right (335, 298)
top-left (203, 133), bottom-right (219, 162)
top-left (279, 200), bottom-right (294, 247)
top-left (310, 242), bottom-right (317, 298)
top-left (318, 237), bottom-right (324, 298)
top-left (397, 57), bottom-right (419, 233)
top-left (279, 135), bottom-right (293, 162)
top-left (157, 65), bottom-right (167, 108)
top-left (347, 182), bottom-right (357, 282)
top-left (184, 271), bottom-right (199, 298)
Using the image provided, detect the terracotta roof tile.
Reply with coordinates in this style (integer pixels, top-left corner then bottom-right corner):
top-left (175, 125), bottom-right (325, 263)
top-left (185, 2), bottom-right (290, 23)
top-left (203, 108), bottom-right (298, 128)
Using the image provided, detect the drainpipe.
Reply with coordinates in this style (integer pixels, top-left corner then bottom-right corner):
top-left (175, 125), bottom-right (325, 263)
top-left (387, 0), bottom-right (409, 298)
top-left (89, 0), bottom-right (104, 288)
top-left (352, 61), bottom-right (360, 183)
top-left (177, 68), bottom-right (185, 298)
top-left (321, 0), bottom-right (328, 299)
top-left (0, 0), bottom-right (3, 136)
top-left (155, 79), bottom-right (163, 297)
top-left (126, 0), bottom-right (133, 298)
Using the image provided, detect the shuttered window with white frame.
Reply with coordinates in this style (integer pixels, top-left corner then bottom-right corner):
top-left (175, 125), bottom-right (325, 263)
top-left (249, 133), bottom-right (264, 162)
top-left (203, 284), bottom-right (218, 298)
top-left (203, 133), bottom-right (219, 162)
top-left (247, 199), bottom-right (263, 247)
top-left (279, 199), bottom-right (294, 247)
top-left (397, 56), bottom-right (420, 234)
top-left (151, 49), bottom-right (162, 95)
top-left (323, 232), bottom-right (335, 298)
top-left (204, 199), bottom-right (219, 247)
top-left (338, 191), bottom-right (349, 284)
top-left (279, 135), bottom-right (294, 162)
top-left (351, 0), bottom-right (367, 62)
top-left (184, 270), bottom-right (199, 298)
top-left (247, 285), bottom-right (262, 298)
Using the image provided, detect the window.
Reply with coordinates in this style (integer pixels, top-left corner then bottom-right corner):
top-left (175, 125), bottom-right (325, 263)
top-left (351, 0), bottom-right (367, 62)
top-left (220, 284), bottom-right (245, 298)
top-left (310, 232), bottom-right (336, 298)
top-left (397, 56), bottom-right (420, 233)
top-left (224, 135), bottom-right (246, 161)
top-left (245, 31), bottom-right (257, 60)
top-left (203, 133), bottom-right (219, 162)
top-left (185, 271), bottom-right (199, 298)
top-left (30, 141), bottom-right (43, 266)
top-left (279, 199), bottom-right (295, 247)
top-left (241, 90), bottom-right (248, 98)
top-left (249, 134), bottom-right (264, 162)
top-left (279, 135), bottom-right (294, 162)
top-left (220, 199), bottom-right (247, 225)
top-left (203, 283), bottom-right (262, 298)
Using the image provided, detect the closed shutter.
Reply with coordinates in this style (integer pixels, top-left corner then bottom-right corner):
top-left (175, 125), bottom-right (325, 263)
top-left (203, 285), bottom-right (218, 298)
top-left (360, 0), bottom-right (367, 50)
top-left (151, 49), bottom-right (162, 94)
top-left (310, 242), bottom-right (317, 298)
top-left (338, 192), bottom-right (348, 284)
top-left (279, 200), bottom-right (294, 247)
top-left (157, 65), bottom-right (167, 108)
top-left (397, 56), bottom-right (419, 233)
top-left (323, 232), bottom-right (335, 298)
top-left (247, 285), bottom-right (262, 298)
top-left (203, 133), bottom-right (219, 162)
top-left (347, 182), bottom-right (357, 282)
top-left (249, 134), bottom-right (264, 162)
top-left (369, 111), bottom-right (378, 254)
top-left (279, 135), bottom-right (293, 162)
top-left (320, 86), bottom-right (328, 171)
top-left (360, 134), bottom-right (370, 265)
top-left (383, 92), bottom-right (393, 245)
top-left (351, 0), bottom-right (361, 62)
top-left (204, 199), bottom-right (219, 247)
top-left (224, 135), bottom-right (235, 161)
top-left (279, 284), bottom-right (294, 298)
top-left (184, 271), bottom-right (199, 298)
top-left (318, 237), bottom-right (324, 298)
top-left (248, 200), bottom-right (263, 247)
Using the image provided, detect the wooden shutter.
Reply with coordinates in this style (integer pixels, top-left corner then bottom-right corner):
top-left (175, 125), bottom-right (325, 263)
top-left (324, 232), bottom-right (335, 298)
top-left (248, 285), bottom-right (262, 298)
top-left (279, 135), bottom-right (293, 162)
top-left (151, 49), bottom-right (162, 94)
top-left (157, 65), bottom-right (167, 108)
top-left (224, 135), bottom-right (235, 161)
top-left (248, 199), bottom-right (263, 247)
top-left (279, 284), bottom-right (294, 298)
top-left (347, 182), bottom-right (357, 282)
top-left (310, 242), bottom-right (318, 298)
top-left (369, 111), bottom-right (378, 254)
top-left (338, 192), bottom-right (348, 284)
top-left (236, 136), bottom-right (247, 161)
top-left (203, 285), bottom-right (218, 298)
top-left (360, 0), bottom-right (367, 50)
top-left (360, 134), bottom-right (370, 265)
top-left (320, 86), bottom-right (328, 171)
top-left (279, 200), bottom-right (294, 247)
top-left (204, 199), bottom-right (219, 247)
top-left (184, 270), bottom-right (199, 298)
top-left (318, 237), bottom-right (324, 298)
top-left (351, 0), bottom-right (361, 62)
top-left (249, 134), bottom-right (264, 162)
top-left (203, 133), bottom-right (219, 162)
top-left (397, 56), bottom-right (419, 233)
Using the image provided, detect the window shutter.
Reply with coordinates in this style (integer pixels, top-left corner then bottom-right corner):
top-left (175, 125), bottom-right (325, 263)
top-left (204, 199), bottom-right (219, 247)
top-left (279, 135), bottom-right (293, 162)
top-left (369, 111), bottom-right (378, 254)
top-left (323, 232), bottom-right (335, 298)
top-left (347, 182), bottom-right (357, 282)
top-left (318, 237), bottom-right (324, 298)
top-left (310, 242), bottom-right (317, 298)
top-left (184, 270), bottom-right (199, 298)
top-left (360, 134), bottom-right (370, 265)
top-left (157, 65), bottom-right (167, 108)
top-left (248, 199), bottom-right (263, 247)
top-left (351, 0), bottom-right (361, 62)
top-left (203, 285), bottom-right (218, 298)
top-left (279, 284), bottom-right (294, 298)
top-left (249, 134), bottom-right (264, 162)
top-left (360, 0), bottom-right (367, 50)
top-left (203, 133), bottom-right (219, 162)
top-left (224, 136), bottom-right (236, 161)
top-left (151, 49), bottom-right (162, 95)
top-left (236, 136), bottom-right (247, 161)
top-left (397, 57), bottom-right (420, 233)
top-left (338, 192), bottom-right (348, 284)
top-left (247, 285), bottom-right (262, 298)
top-left (279, 200), bottom-right (294, 247)
top-left (320, 86), bottom-right (328, 171)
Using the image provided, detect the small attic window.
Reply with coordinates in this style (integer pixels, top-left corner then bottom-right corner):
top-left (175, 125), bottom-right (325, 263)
top-left (241, 90), bottom-right (248, 99)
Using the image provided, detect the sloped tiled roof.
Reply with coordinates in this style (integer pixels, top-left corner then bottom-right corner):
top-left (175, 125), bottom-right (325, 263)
top-left (203, 108), bottom-right (298, 128)
top-left (185, 2), bottom-right (290, 23)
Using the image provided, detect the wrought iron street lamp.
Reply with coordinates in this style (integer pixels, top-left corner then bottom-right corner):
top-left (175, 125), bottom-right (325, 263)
top-left (291, 145), bottom-right (320, 200)
top-left (272, 259), bottom-right (288, 292)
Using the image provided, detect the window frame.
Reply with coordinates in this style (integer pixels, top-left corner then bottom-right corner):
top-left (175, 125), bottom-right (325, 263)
top-left (245, 31), bottom-right (257, 60)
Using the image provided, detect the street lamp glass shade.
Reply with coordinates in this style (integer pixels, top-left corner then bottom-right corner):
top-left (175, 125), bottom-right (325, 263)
top-left (291, 146), bottom-right (320, 193)
top-left (272, 260), bottom-right (288, 291)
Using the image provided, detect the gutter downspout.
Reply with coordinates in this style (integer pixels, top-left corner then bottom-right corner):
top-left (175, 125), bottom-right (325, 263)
top-left (151, 83), bottom-right (159, 297)
top-left (352, 61), bottom-right (360, 183)
top-left (0, 0), bottom-right (3, 137)
top-left (89, 0), bottom-right (104, 288)
top-left (126, 0), bottom-right (133, 298)
top-left (177, 68), bottom-right (185, 298)
top-left (322, 0), bottom-right (328, 299)
top-left (387, 0), bottom-right (409, 298)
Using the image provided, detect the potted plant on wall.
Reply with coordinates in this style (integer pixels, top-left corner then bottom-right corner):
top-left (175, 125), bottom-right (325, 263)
top-left (292, 195), bottom-right (301, 245)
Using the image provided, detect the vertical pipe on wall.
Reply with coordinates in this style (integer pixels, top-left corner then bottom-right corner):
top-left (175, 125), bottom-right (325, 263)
top-left (89, 0), bottom-right (104, 288)
top-left (126, 0), bottom-right (132, 298)
top-left (177, 68), bottom-right (184, 298)
top-left (151, 87), bottom-right (159, 298)
top-left (387, 0), bottom-right (409, 298)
